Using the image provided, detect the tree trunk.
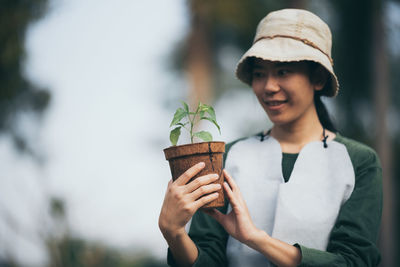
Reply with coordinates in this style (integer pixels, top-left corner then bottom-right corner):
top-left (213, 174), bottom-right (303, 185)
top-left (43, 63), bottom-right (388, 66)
top-left (288, 0), bottom-right (307, 9)
top-left (186, 0), bottom-right (213, 108)
top-left (372, 1), bottom-right (395, 266)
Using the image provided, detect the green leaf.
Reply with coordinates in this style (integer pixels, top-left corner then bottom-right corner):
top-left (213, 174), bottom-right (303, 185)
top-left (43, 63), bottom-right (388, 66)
top-left (170, 127), bottom-right (181, 146)
top-left (170, 108), bottom-right (187, 127)
top-left (181, 101), bottom-right (189, 113)
top-left (194, 131), bottom-right (213, 142)
top-left (198, 103), bottom-right (216, 121)
top-left (199, 110), bottom-right (205, 118)
top-left (200, 117), bottom-right (221, 134)
top-left (205, 106), bottom-right (216, 121)
top-left (198, 102), bottom-right (208, 112)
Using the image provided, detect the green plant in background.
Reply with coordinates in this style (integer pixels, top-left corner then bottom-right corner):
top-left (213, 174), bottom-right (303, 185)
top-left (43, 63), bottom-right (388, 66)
top-left (169, 101), bottom-right (221, 146)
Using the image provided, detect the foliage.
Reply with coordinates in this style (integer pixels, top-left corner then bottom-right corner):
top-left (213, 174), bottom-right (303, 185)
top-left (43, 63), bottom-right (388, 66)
top-left (47, 236), bottom-right (167, 267)
top-left (0, 0), bottom-right (51, 152)
top-left (168, 0), bottom-right (294, 96)
top-left (43, 197), bottom-right (168, 267)
top-left (169, 101), bottom-right (221, 145)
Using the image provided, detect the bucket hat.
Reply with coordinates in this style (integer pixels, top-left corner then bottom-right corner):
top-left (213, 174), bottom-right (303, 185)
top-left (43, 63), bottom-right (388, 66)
top-left (236, 9), bottom-right (339, 97)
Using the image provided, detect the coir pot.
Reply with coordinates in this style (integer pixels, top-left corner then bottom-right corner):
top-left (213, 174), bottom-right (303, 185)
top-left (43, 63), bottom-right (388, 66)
top-left (163, 141), bottom-right (225, 209)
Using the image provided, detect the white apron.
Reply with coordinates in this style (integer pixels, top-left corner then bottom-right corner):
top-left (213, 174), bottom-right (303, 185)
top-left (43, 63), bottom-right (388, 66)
top-left (225, 135), bottom-right (355, 267)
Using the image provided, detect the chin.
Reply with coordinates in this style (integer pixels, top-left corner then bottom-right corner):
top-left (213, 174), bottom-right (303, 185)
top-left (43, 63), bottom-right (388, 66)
top-left (270, 116), bottom-right (301, 128)
top-left (266, 114), bottom-right (288, 125)
top-left (268, 119), bottom-right (285, 127)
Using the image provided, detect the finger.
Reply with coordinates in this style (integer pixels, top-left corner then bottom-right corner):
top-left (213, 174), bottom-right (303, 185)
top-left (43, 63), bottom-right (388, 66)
top-left (223, 170), bottom-right (247, 206)
top-left (184, 173), bottom-right (219, 193)
top-left (175, 162), bottom-right (205, 186)
top-left (189, 182), bottom-right (221, 201)
top-left (165, 179), bottom-right (173, 191)
top-left (223, 181), bottom-right (235, 202)
top-left (193, 192), bottom-right (219, 210)
top-left (223, 169), bottom-right (238, 192)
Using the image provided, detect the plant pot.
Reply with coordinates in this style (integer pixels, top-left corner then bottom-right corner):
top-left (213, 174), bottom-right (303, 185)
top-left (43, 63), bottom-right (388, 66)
top-left (164, 141), bottom-right (225, 209)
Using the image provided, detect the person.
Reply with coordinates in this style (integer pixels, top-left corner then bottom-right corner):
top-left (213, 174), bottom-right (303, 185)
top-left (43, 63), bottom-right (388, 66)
top-left (158, 8), bottom-right (382, 267)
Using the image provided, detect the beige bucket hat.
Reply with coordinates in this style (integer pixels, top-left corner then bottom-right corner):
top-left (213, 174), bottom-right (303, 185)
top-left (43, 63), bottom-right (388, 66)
top-left (236, 9), bottom-right (339, 97)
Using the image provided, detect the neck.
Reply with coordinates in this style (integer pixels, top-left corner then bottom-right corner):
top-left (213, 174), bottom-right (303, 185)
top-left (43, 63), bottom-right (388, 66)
top-left (270, 110), bottom-right (325, 153)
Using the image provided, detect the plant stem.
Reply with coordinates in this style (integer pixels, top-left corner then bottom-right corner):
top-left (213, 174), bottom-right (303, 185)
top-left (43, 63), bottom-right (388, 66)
top-left (189, 104), bottom-right (200, 144)
top-left (190, 114), bottom-right (194, 144)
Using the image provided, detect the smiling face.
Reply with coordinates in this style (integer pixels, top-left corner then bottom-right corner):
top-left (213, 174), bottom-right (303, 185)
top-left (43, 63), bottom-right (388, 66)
top-left (251, 58), bottom-right (324, 127)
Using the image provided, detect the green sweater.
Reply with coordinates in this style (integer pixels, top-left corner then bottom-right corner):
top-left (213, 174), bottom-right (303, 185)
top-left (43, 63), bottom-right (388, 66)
top-left (167, 133), bottom-right (382, 266)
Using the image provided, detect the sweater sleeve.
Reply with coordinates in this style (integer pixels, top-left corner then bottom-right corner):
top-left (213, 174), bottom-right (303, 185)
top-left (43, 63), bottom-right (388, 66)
top-left (296, 140), bottom-right (383, 266)
top-left (190, 205), bottom-right (229, 266)
top-left (167, 204), bottom-right (229, 267)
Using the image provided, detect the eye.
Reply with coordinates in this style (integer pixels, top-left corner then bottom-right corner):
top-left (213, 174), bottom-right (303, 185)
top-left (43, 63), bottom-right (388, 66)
top-left (252, 70), bottom-right (265, 79)
top-left (277, 69), bottom-right (290, 76)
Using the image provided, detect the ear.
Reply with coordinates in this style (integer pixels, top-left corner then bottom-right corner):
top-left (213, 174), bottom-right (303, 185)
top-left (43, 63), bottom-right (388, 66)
top-left (312, 66), bottom-right (328, 91)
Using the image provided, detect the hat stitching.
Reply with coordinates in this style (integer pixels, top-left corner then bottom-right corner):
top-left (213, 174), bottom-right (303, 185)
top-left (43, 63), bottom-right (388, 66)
top-left (295, 13), bottom-right (304, 35)
top-left (254, 35), bottom-right (334, 66)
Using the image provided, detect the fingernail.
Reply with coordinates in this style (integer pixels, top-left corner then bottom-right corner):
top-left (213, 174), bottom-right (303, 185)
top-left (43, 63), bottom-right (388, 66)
top-left (198, 162), bottom-right (205, 167)
top-left (216, 184), bottom-right (221, 189)
top-left (213, 174), bottom-right (219, 179)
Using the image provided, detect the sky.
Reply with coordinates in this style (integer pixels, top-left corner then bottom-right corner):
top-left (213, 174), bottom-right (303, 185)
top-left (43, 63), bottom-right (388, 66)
top-left (3, 0), bottom-right (187, 265)
top-left (1, 0), bottom-right (269, 265)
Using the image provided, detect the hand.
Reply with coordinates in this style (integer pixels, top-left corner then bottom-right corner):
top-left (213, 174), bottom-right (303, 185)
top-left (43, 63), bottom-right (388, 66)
top-left (206, 170), bottom-right (302, 267)
top-left (158, 162), bottom-right (221, 239)
top-left (204, 169), bottom-right (262, 245)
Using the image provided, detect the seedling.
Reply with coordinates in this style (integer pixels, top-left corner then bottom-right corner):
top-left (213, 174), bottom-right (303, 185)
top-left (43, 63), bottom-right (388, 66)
top-left (169, 101), bottom-right (221, 146)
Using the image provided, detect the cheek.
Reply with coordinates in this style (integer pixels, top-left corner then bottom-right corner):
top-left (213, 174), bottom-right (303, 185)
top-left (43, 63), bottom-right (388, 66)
top-left (293, 92), bottom-right (315, 111)
top-left (252, 87), bottom-right (263, 99)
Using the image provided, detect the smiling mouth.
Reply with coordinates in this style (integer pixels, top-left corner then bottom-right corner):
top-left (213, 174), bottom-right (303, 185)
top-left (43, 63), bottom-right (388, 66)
top-left (264, 100), bottom-right (288, 106)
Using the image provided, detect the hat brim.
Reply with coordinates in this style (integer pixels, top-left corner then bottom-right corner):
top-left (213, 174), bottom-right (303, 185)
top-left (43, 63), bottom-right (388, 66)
top-left (235, 37), bottom-right (339, 97)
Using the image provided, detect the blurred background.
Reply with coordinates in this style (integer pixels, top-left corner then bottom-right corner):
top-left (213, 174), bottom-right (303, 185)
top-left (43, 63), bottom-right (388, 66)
top-left (0, 0), bottom-right (398, 266)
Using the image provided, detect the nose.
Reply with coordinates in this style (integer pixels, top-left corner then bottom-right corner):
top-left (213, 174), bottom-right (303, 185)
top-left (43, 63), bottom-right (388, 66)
top-left (263, 75), bottom-right (280, 94)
